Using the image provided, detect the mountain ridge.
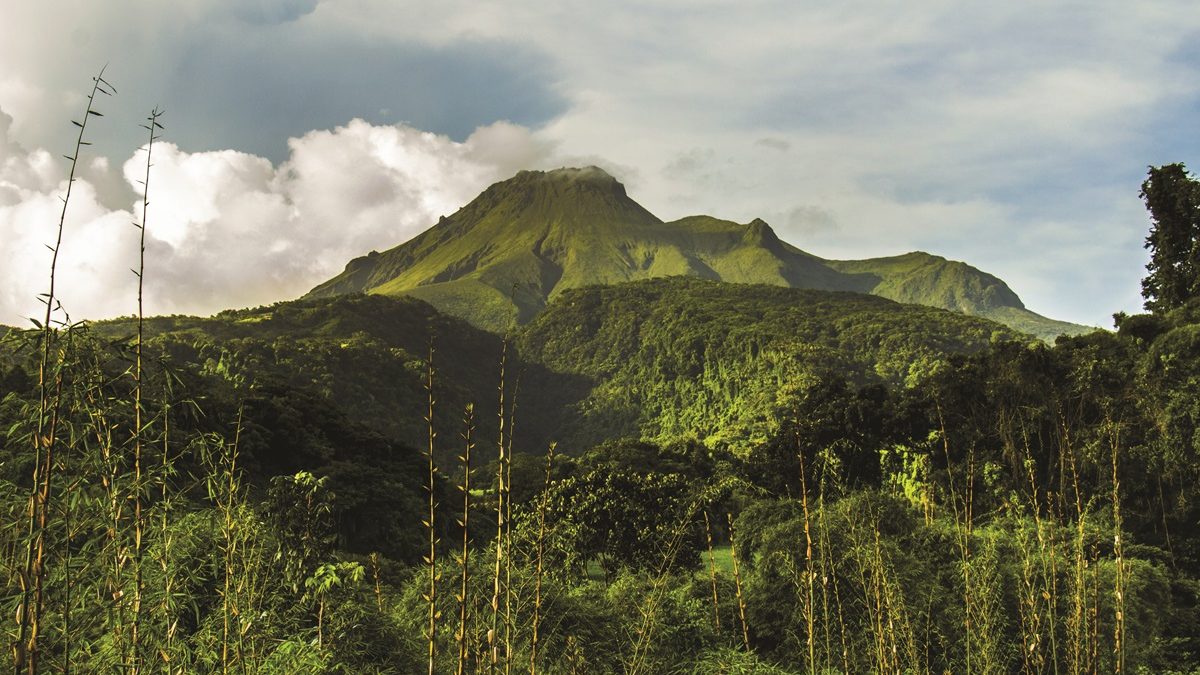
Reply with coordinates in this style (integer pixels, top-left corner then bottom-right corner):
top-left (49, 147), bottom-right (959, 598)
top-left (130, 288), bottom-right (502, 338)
top-left (307, 166), bottom-right (1091, 340)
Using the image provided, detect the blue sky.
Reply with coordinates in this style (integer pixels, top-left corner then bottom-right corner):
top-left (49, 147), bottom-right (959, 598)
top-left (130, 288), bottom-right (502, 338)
top-left (2, 0), bottom-right (1198, 327)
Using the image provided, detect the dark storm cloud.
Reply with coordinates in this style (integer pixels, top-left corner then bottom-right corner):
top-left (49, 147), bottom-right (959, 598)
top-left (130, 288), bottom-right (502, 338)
top-left (163, 34), bottom-right (566, 162)
top-left (0, 2), bottom-right (565, 169)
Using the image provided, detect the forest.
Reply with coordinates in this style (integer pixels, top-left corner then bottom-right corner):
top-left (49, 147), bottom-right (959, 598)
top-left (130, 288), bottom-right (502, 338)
top-left (1, 74), bottom-right (1199, 675)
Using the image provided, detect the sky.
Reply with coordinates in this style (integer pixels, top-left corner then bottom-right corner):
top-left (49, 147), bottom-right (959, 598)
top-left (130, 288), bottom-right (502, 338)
top-left (2, 1), bottom-right (1199, 329)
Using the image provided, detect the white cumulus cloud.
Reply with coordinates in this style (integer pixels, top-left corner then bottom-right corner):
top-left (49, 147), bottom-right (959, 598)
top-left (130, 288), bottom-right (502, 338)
top-left (0, 115), bottom-right (555, 326)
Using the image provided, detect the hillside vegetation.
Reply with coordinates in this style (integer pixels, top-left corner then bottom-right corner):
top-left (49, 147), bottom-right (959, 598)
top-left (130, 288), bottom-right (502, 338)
top-left (4, 275), bottom-right (1197, 673)
top-left (518, 277), bottom-right (1023, 450)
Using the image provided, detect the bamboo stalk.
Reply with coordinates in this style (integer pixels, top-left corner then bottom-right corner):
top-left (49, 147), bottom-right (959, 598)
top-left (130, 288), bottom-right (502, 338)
top-left (726, 513), bottom-right (750, 652)
top-left (530, 442), bottom-right (556, 674)
top-left (798, 448), bottom-right (815, 674)
top-left (503, 371), bottom-right (520, 675)
top-left (424, 338), bottom-right (439, 675)
top-left (701, 511), bottom-right (721, 634)
top-left (159, 395), bottom-right (178, 672)
top-left (456, 404), bottom-right (475, 675)
top-left (17, 66), bottom-right (114, 675)
top-left (1109, 416), bottom-right (1125, 674)
top-left (221, 408), bottom-right (245, 675)
top-left (130, 105), bottom-right (163, 675)
top-left (489, 338), bottom-right (507, 674)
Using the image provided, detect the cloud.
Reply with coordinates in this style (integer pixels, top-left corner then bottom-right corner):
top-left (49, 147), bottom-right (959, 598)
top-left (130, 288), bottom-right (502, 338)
top-left (5, 1), bottom-right (1200, 326)
top-left (779, 205), bottom-right (838, 238)
top-left (755, 138), bottom-right (791, 152)
top-left (0, 0), bottom-right (567, 164)
top-left (227, 0), bottom-right (320, 25)
top-left (0, 117), bottom-right (554, 325)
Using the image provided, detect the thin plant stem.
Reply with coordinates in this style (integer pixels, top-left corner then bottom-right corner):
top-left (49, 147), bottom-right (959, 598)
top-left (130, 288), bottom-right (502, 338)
top-left (18, 66), bottom-right (113, 675)
top-left (798, 447), bottom-right (815, 674)
top-left (701, 511), bottom-right (721, 634)
top-left (221, 408), bottom-right (245, 675)
top-left (503, 370), bottom-right (520, 675)
top-left (726, 513), bottom-right (750, 652)
top-left (530, 442), bottom-right (555, 675)
top-left (456, 404), bottom-right (475, 675)
top-left (489, 338), bottom-right (507, 674)
top-left (1109, 416), bottom-right (1125, 674)
top-left (159, 395), bottom-right (178, 671)
top-left (424, 338), bottom-right (439, 675)
top-left (130, 105), bottom-right (163, 675)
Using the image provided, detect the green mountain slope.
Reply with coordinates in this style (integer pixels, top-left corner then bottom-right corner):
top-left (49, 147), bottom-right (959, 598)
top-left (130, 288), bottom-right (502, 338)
top-left (826, 252), bottom-right (1086, 340)
top-left (307, 167), bottom-right (1091, 340)
top-left (68, 280), bottom-right (1025, 459)
top-left (89, 294), bottom-right (518, 458)
top-left (516, 277), bottom-right (1026, 451)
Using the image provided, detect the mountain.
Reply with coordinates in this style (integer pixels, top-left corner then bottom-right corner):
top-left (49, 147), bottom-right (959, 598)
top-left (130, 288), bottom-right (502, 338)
top-left (307, 166), bottom-right (1091, 340)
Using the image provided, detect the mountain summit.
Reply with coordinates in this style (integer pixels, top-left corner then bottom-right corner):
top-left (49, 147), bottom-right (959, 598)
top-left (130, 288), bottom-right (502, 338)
top-left (307, 167), bottom-right (1087, 339)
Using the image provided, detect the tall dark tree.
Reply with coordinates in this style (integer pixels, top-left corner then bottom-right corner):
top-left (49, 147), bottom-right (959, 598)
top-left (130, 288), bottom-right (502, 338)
top-left (1141, 163), bottom-right (1200, 313)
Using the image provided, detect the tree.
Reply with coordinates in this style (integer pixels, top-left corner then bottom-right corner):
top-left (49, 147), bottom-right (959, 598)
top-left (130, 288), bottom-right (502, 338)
top-left (267, 471), bottom-right (336, 594)
top-left (1141, 163), bottom-right (1200, 313)
top-left (540, 468), bottom-right (700, 578)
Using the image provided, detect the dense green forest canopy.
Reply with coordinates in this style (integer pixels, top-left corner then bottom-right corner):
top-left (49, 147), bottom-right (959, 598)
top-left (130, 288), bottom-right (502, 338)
top-left (0, 164), bottom-right (1199, 672)
top-left (517, 277), bottom-right (1025, 450)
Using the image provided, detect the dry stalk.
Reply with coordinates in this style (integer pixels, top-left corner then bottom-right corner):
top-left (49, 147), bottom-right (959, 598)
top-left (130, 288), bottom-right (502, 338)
top-left (701, 511), bottom-right (721, 634)
top-left (158, 395), bottom-right (179, 671)
top-left (817, 451), bottom-right (849, 674)
top-left (1109, 417), bottom-right (1125, 674)
top-left (489, 337), bottom-right (508, 674)
top-left (424, 338), bottom-right (439, 675)
top-left (798, 448), bottom-right (815, 674)
top-left (530, 442), bottom-right (555, 674)
top-left (503, 371), bottom-right (521, 675)
top-left (627, 494), bottom-right (706, 674)
top-left (456, 404), bottom-right (475, 675)
top-left (935, 400), bottom-right (975, 672)
top-left (370, 552), bottom-right (383, 613)
top-left (129, 105), bottom-right (163, 675)
top-left (220, 408), bottom-right (245, 675)
top-left (726, 513), bottom-right (750, 652)
top-left (17, 66), bottom-right (114, 675)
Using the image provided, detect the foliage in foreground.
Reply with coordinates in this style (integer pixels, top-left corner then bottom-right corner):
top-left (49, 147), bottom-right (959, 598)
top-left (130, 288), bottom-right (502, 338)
top-left (3, 291), bottom-right (1200, 672)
